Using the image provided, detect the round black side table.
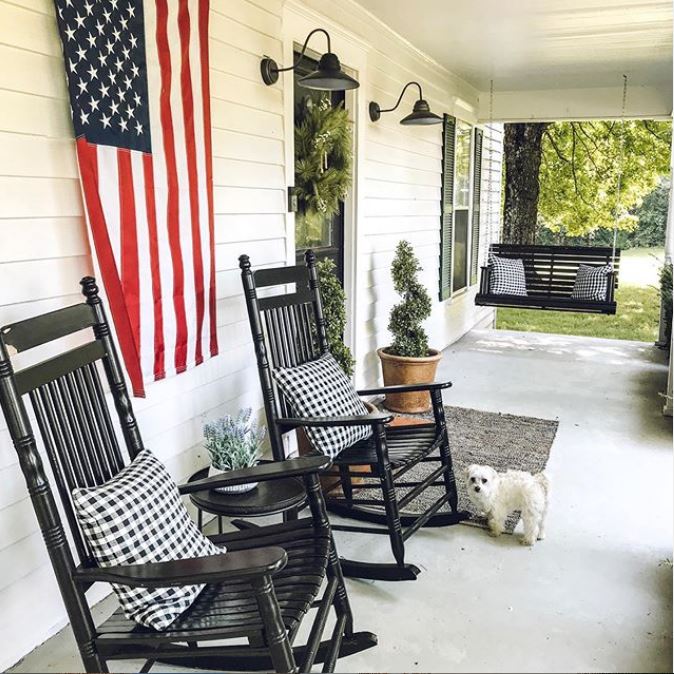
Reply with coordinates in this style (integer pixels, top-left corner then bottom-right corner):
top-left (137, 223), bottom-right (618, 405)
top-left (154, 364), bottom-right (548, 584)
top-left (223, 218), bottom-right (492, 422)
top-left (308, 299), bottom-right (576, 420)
top-left (186, 464), bottom-right (307, 533)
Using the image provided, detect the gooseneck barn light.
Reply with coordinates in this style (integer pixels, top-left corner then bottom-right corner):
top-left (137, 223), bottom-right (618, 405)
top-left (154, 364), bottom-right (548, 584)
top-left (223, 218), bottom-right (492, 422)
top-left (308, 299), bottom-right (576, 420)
top-left (260, 28), bottom-right (360, 91)
top-left (369, 81), bottom-right (442, 125)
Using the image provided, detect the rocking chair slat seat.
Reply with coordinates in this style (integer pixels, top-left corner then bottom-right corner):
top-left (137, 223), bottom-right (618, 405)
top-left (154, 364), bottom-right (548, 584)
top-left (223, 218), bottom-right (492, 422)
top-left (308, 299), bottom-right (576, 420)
top-left (333, 424), bottom-right (440, 469)
top-left (97, 519), bottom-right (330, 640)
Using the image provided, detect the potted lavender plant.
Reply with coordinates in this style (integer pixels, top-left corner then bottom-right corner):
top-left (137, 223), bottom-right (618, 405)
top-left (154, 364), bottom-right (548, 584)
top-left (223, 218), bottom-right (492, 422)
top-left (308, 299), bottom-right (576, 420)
top-left (204, 408), bottom-right (265, 494)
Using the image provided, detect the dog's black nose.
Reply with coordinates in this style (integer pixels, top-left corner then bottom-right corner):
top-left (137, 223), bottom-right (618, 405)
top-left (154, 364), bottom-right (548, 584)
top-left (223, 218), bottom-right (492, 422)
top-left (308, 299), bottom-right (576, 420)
top-left (474, 486), bottom-right (481, 493)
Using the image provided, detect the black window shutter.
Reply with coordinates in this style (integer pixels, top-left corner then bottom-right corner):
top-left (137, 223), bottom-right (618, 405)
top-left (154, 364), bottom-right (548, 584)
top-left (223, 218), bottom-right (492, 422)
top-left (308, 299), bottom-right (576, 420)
top-left (439, 114), bottom-right (456, 300)
top-left (470, 127), bottom-right (484, 285)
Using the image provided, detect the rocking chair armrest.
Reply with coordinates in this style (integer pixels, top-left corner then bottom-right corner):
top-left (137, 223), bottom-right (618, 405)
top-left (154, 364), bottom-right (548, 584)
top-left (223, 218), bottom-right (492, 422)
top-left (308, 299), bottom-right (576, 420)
top-left (357, 380), bottom-right (452, 396)
top-left (276, 412), bottom-right (393, 429)
top-left (178, 456), bottom-right (332, 495)
top-left (73, 547), bottom-right (287, 588)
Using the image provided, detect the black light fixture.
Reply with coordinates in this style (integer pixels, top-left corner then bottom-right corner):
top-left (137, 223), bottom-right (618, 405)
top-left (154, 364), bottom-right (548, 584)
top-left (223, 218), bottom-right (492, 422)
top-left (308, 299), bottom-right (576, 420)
top-left (260, 28), bottom-right (359, 91)
top-left (369, 81), bottom-right (442, 125)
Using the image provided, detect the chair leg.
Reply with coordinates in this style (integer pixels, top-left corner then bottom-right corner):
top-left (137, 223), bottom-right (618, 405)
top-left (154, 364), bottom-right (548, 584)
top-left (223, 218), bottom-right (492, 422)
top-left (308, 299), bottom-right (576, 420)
top-left (251, 575), bottom-right (297, 674)
top-left (79, 640), bottom-right (108, 673)
top-left (432, 389), bottom-right (459, 513)
top-left (373, 424), bottom-right (406, 568)
top-left (339, 465), bottom-right (353, 503)
top-left (327, 535), bottom-right (354, 636)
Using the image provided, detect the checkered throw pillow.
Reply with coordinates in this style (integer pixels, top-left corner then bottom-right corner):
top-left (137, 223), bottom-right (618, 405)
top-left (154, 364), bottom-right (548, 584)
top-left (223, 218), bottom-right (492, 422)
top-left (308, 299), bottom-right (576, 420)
top-left (72, 449), bottom-right (224, 630)
top-left (488, 254), bottom-right (528, 296)
top-left (272, 353), bottom-right (372, 459)
top-left (571, 264), bottom-right (612, 301)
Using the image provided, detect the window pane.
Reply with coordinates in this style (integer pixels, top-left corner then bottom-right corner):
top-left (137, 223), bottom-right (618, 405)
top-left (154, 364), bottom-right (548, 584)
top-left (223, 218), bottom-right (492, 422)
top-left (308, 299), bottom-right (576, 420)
top-left (453, 210), bottom-right (468, 292)
top-left (455, 121), bottom-right (471, 208)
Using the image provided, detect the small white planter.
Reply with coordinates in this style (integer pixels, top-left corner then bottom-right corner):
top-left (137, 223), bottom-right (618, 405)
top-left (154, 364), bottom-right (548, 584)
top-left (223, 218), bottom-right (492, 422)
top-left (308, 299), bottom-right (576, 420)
top-left (208, 465), bottom-right (258, 494)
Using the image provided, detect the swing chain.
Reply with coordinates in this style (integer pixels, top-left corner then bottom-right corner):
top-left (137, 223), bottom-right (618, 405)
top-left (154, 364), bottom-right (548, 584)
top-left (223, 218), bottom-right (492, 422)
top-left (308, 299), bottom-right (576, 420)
top-left (484, 78), bottom-right (495, 266)
top-left (612, 74), bottom-right (628, 267)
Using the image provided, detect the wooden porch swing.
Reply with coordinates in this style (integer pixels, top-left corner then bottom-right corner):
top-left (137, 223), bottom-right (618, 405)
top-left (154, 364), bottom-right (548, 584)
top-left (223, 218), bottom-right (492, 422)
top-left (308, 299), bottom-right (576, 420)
top-left (474, 78), bottom-right (628, 316)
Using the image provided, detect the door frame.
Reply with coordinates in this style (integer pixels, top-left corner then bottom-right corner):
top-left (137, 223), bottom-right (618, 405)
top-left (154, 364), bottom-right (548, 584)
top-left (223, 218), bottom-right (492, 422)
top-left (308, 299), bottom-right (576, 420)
top-left (282, 3), bottom-right (367, 381)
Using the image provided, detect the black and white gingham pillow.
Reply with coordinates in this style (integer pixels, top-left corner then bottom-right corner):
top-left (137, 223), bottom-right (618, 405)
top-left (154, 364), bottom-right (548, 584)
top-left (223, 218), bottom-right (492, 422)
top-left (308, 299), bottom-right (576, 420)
top-left (273, 353), bottom-right (372, 458)
top-left (571, 264), bottom-right (612, 301)
top-left (72, 449), bottom-right (224, 630)
top-left (488, 253), bottom-right (528, 296)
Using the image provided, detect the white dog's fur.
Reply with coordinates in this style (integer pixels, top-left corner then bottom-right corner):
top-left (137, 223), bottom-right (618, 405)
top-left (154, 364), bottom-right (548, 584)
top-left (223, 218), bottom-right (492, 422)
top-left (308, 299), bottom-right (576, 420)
top-left (465, 464), bottom-right (550, 546)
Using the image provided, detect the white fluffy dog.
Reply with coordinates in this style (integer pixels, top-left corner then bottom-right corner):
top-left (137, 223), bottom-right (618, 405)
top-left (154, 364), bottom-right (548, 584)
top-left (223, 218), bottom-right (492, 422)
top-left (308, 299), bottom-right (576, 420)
top-left (465, 464), bottom-right (550, 546)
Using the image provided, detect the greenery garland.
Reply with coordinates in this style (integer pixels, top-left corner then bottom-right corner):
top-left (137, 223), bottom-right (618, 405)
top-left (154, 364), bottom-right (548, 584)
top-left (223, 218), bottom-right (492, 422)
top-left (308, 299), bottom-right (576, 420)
top-left (294, 95), bottom-right (352, 239)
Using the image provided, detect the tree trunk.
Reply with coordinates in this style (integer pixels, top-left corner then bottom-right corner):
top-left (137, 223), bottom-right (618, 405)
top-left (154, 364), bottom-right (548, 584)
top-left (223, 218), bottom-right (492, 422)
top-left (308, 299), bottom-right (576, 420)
top-left (502, 122), bottom-right (549, 244)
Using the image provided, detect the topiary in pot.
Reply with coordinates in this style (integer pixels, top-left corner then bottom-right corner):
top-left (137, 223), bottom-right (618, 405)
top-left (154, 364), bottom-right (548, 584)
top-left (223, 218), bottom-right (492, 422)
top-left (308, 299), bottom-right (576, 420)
top-left (316, 257), bottom-right (355, 377)
top-left (378, 240), bottom-right (441, 413)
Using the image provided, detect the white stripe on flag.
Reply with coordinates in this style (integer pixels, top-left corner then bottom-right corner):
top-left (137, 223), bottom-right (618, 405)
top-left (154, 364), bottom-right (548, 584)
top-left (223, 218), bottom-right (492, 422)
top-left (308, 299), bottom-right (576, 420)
top-left (97, 145), bottom-right (122, 270)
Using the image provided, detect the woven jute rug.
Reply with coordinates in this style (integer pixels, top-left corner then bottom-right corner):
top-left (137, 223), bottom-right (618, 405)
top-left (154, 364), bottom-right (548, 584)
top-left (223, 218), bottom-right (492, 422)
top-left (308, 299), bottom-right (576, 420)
top-left (361, 405), bottom-right (558, 534)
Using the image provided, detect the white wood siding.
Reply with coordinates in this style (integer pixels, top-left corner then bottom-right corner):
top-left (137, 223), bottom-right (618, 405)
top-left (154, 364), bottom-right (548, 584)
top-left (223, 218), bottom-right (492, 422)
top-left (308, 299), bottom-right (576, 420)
top-left (0, 0), bottom-right (502, 668)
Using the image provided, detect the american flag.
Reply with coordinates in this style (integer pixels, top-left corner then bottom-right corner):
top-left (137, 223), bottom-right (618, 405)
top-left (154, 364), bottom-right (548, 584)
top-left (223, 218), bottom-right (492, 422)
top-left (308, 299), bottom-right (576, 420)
top-left (54, 0), bottom-right (218, 397)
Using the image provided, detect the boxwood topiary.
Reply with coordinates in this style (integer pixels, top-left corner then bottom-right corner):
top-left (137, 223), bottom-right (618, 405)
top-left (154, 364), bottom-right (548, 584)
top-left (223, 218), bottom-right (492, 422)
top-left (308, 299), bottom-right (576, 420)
top-left (386, 240), bottom-right (432, 358)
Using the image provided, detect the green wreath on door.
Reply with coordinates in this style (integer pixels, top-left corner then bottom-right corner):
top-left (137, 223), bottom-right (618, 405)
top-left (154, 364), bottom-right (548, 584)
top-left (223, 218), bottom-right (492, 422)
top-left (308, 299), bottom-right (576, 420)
top-left (294, 95), bottom-right (352, 247)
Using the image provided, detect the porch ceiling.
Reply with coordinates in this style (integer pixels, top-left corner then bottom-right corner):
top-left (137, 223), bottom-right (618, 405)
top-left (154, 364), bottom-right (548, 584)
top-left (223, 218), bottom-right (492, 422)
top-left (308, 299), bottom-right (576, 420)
top-left (357, 0), bottom-right (672, 93)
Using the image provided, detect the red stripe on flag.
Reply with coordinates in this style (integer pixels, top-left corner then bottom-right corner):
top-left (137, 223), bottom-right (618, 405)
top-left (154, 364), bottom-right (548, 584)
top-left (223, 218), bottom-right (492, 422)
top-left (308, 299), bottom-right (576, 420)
top-left (199, 0), bottom-right (218, 357)
top-left (156, 0), bottom-right (188, 373)
top-left (117, 150), bottom-right (140, 357)
top-left (178, 0), bottom-right (205, 366)
top-left (142, 154), bottom-right (166, 380)
top-left (76, 138), bottom-right (145, 397)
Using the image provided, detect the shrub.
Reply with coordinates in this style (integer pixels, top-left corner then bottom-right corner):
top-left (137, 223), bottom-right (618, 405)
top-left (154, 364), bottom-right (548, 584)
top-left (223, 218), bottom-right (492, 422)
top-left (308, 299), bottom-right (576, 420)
top-left (316, 258), bottom-right (355, 376)
top-left (203, 408), bottom-right (264, 471)
top-left (386, 241), bottom-right (432, 358)
top-left (660, 261), bottom-right (673, 347)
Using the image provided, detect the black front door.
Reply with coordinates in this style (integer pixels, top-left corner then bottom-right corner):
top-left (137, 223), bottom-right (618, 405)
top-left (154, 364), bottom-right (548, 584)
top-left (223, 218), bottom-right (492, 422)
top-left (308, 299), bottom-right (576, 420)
top-left (293, 53), bottom-right (345, 283)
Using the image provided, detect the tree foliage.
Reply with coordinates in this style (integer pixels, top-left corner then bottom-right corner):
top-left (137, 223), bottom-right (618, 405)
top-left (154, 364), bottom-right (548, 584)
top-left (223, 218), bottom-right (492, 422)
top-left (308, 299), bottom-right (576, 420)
top-left (538, 120), bottom-right (671, 238)
top-left (630, 178), bottom-right (671, 247)
top-left (387, 241), bottom-right (432, 358)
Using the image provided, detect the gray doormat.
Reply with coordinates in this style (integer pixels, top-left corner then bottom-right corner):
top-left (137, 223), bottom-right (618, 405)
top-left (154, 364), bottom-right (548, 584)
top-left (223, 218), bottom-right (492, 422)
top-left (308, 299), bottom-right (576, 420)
top-left (362, 405), bottom-right (558, 534)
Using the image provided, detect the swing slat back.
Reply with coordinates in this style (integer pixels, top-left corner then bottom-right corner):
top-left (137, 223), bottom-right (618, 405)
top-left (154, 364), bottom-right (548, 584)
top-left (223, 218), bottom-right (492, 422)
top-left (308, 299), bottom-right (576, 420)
top-left (476, 244), bottom-right (620, 315)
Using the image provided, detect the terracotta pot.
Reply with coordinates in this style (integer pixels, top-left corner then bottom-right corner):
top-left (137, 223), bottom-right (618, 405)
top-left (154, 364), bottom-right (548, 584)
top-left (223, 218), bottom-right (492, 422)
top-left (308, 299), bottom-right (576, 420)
top-left (296, 401), bottom-right (375, 495)
top-left (378, 347), bottom-right (442, 413)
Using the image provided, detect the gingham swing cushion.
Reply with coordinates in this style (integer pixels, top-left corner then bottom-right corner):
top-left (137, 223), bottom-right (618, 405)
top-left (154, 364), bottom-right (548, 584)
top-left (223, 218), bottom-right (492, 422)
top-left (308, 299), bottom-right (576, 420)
top-left (272, 353), bottom-right (372, 459)
top-left (488, 253), bottom-right (528, 296)
top-left (571, 263), bottom-right (612, 301)
top-left (72, 449), bottom-right (225, 630)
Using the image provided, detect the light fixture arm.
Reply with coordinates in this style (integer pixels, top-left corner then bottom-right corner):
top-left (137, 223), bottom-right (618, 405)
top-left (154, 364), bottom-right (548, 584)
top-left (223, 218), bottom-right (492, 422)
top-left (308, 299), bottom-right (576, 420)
top-left (379, 81), bottom-right (424, 114)
top-left (271, 28), bottom-right (332, 76)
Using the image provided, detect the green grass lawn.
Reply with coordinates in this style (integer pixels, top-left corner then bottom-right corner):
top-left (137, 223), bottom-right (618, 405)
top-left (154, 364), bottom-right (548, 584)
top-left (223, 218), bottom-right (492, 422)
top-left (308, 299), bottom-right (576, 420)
top-left (495, 247), bottom-right (664, 342)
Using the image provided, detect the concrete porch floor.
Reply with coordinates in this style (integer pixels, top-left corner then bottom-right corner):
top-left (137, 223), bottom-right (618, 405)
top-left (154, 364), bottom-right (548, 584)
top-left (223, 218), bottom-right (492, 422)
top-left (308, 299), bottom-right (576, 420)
top-left (9, 329), bottom-right (673, 673)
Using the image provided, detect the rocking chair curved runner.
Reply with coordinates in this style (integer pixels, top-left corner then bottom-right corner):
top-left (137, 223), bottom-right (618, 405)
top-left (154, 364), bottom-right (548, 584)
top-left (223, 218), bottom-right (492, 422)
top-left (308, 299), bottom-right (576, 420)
top-left (0, 277), bottom-right (376, 673)
top-left (240, 250), bottom-right (469, 582)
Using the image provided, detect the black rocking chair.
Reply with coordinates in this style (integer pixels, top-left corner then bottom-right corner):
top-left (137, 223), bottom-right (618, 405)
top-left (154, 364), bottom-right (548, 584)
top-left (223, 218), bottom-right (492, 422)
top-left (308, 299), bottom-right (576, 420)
top-left (240, 251), bottom-right (468, 582)
top-left (0, 277), bottom-right (376, 674)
